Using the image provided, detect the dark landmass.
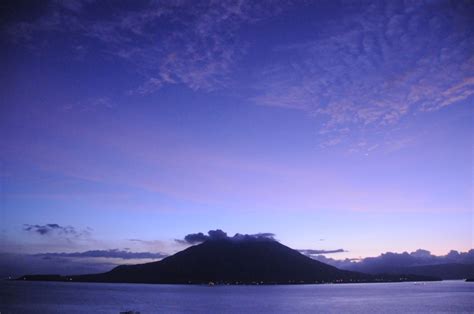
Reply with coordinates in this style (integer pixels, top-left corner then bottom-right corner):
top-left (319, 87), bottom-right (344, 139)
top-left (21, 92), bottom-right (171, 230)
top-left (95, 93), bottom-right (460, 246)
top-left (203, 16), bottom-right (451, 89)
top-left (17, 274), bottom-right (64, 281)
top-left (466, 278), bottom-right (474, 282)
top-left (18, 238), bottom-right (440, 285)
top-left (346, 262), bottom-right (474, 280)
top-left (318, 249), bottom-right (474, 278)
top-left (398, 263), bottom-right (474, 280)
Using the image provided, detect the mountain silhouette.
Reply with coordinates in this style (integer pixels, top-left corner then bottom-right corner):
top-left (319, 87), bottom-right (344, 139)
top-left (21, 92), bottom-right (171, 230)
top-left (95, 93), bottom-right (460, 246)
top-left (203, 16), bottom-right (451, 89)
top-left (19, 238), bottom-right (439, 284)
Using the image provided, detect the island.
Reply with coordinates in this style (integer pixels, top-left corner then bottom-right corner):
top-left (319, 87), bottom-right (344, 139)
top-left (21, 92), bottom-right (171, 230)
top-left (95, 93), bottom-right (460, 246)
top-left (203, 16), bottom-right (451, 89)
top-left (18, 237), bottom-right (440, 285)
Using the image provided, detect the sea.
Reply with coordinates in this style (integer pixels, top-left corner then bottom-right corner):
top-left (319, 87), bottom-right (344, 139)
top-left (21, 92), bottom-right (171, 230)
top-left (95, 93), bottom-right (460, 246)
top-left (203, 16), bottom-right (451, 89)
top-left (1, 280), bottom-right (473, 313)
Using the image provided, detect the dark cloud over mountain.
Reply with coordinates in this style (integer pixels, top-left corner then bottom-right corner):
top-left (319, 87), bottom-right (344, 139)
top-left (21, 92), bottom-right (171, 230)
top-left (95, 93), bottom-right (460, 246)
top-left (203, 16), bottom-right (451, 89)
top-left (181, 232), bottom-right (210, 244)
top-left (176, 229), bottom-right (276, 245)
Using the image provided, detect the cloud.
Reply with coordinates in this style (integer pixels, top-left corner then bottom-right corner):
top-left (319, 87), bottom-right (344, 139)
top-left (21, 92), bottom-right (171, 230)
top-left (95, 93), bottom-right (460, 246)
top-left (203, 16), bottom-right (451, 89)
top-left (61, 97), bottom-right (115, 112)
top-left (232, 232), bottom-right (276, 242)
top-left (176, 229), bottom-right (276, 245)
top-left (298, 249), bottom-right (346, 255)
top-left (253, 1), bottom-right (474, 147)
top-left (22, 223), bottom-right (93, 248)
top-left (176, 229), bottom-right (228, 244)
top-left (207, 229), bottom-right (228, 240)
top-left (35, 249), bottom-right (168, 260)
top-left (0, 248), bottom-right (168, 278)
top-left (310, 249), bottom-right (474, 273)
top-left (128, 239), bottom-right (163, 246)
top-left (4, 1), bottom-right (285, 94)
top-left (181, 232), bottom-right (210, 245)
top-left (23, 223), bottom-right (85, 236)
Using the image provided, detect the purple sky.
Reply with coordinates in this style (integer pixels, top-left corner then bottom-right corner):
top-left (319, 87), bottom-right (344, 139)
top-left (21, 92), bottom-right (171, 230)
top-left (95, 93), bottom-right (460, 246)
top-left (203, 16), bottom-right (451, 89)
top-left (0, 0), bottom-right (473, 275)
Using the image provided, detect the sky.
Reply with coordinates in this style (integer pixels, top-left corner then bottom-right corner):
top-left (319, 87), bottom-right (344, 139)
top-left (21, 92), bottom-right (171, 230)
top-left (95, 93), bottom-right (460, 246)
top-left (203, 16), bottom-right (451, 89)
top-left (0, 0), bottom-right (473, 275)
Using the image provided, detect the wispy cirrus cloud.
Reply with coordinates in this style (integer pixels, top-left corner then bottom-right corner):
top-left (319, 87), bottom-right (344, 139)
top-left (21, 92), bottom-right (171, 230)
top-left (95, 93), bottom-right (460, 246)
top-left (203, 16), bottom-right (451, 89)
top-left (253, 1), bottom-right (474, 147)
top-left (128, 238), bottom-right (163, 245)
top-left (5, 0), bottom-right (284, 94)
top-left (61, 96), bottom-right (115, 112)
top-left (4, 0), bottom-right (472, 149)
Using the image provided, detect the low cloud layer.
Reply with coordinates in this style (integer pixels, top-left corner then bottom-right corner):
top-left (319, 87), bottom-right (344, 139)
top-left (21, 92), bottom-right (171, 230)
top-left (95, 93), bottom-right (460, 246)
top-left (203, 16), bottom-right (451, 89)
top-left (0, 253), bottom-right (115, 279)
top-left (35, 249), bottom-right (168, 260)
top-left (0, 249), bottom-right (168, 279)
top-left (298, 249), bottom-right (346, 255)
top-left (311, 249), bottom-right (474, 273)
top-left (176, 229), bottom-right (276, 245)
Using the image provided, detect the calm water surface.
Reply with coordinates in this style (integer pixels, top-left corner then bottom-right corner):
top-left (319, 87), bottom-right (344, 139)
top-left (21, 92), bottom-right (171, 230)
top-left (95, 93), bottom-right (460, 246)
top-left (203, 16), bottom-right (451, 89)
top-left (1, 280), bottom-right (473, 313)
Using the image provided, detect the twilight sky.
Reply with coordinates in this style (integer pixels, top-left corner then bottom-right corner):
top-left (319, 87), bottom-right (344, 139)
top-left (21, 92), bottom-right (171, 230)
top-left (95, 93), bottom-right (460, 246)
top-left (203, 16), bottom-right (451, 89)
top-left (0, 0), bottom-right (473, 274)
